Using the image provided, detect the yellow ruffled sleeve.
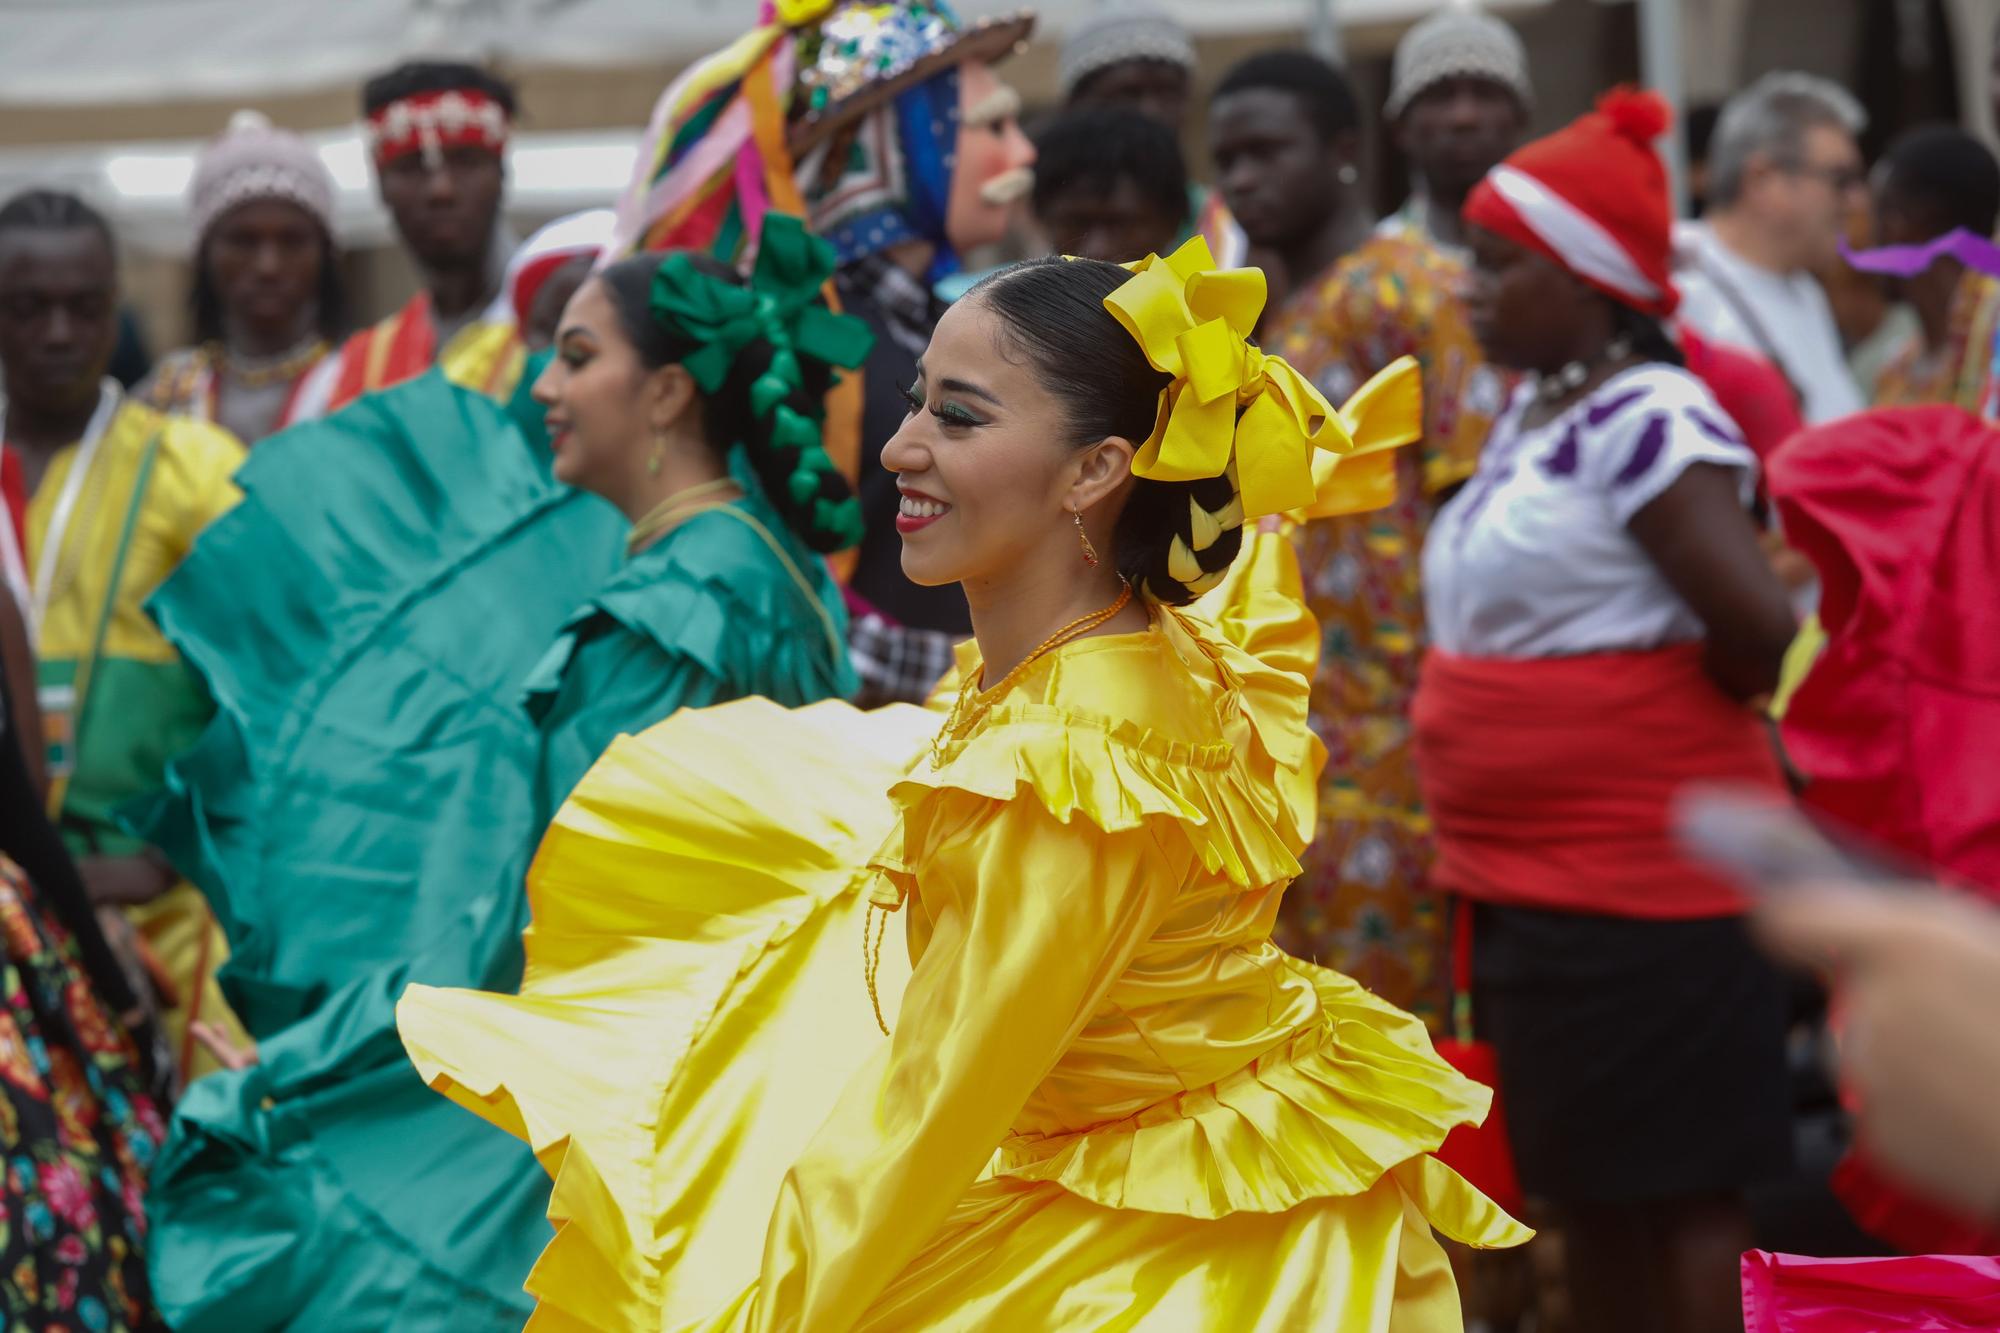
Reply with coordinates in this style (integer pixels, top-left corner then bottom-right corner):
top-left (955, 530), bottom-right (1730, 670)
top-left (739, 791), bottom-right (1192, 1331)
top-left (1191, 526), bottom-right (1319, 688)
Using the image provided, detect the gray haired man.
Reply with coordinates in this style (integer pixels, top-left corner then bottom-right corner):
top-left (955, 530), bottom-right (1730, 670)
top-left (1675, 72), bottom-right (1868, 423)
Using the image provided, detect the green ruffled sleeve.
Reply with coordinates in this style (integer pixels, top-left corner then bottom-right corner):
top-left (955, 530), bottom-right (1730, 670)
top-left (527, 629), bottom-right (725, 825)
top-left (524, 489), bottom-right (857, 819)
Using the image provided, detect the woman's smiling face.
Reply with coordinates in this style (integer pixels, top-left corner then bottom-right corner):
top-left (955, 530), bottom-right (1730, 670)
top-left (534, 276), bottom-right (651, 494)
top-left (882, 294), bottom-right (1114, 593)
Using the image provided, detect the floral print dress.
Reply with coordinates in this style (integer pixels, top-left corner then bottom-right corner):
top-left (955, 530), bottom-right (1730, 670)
top-left (0, 856), bottom-right (164, 1332)
top-left (1259, 233), bottom-right (1511, 1028)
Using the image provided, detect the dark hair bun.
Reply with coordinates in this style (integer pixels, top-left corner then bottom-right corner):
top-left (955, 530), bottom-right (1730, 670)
top-left (1116, 469), bottom-right (1244, 605)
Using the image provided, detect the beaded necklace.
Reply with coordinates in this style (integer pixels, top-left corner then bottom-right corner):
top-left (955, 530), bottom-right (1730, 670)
top-left (1533, 335), bottom-right (1634, 404)
top-left (926, 581), bottom-right (1133, 769)
top-left (203, 336), bottom-right (330, 390)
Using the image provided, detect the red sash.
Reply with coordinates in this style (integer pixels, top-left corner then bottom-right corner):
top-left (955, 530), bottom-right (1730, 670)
top-left (327, 292), bottom-right (438, 413)
top-left (1413, 643), bottom-right (1783, 919)
top-left (0, 449), bottom-right (24, 566)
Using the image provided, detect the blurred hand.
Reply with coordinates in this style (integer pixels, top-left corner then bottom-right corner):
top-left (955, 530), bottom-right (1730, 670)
top-left (1759, 529), bottom-right (1816, 594)
top-left (1757, 884), bottom-right (2000, 1220)
top-left (79, 855), bottom-right (174, 907)
top-left (191, 1021), bottom-right (259, 1073)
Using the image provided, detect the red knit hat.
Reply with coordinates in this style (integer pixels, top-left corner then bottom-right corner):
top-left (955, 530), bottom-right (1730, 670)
top-left (1463, 86), bottom-right (1679, 318)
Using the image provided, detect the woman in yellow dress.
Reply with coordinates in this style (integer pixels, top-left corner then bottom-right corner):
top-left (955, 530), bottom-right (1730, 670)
top-left (400, 238), bottom-right (1527, 1330)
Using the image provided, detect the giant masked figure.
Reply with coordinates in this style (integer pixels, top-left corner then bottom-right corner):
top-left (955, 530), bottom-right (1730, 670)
top-left (611, 0), bottom-right (1037, 703)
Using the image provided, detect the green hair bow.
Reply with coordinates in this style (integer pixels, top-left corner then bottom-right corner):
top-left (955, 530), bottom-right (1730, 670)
top-left (649, 212), bottom-right (874, 550)
top-left (649, 211), bottom-right (873, 398)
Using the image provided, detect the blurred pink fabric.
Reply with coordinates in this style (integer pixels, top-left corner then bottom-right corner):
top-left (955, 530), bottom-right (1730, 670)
top-left (1742, 1252), bottom-right (2000, 1331)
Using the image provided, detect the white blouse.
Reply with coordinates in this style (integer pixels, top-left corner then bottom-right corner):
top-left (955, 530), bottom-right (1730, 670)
top-left (1424, 363), bottom-right (1758, 660)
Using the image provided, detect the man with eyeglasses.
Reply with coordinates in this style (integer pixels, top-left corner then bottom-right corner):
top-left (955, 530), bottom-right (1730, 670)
top-left (1673, 72), bottom-right (1868, 425)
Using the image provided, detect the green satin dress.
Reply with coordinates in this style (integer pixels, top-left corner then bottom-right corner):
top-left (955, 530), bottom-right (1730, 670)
top-left (133, 366), bottom-right (856, 1330)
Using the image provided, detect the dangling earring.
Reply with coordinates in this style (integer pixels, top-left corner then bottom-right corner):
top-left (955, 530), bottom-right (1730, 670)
top-left (1073, 510), bottom-right (1099, 568)
top-left (648, 427), bottom-right (667, 476)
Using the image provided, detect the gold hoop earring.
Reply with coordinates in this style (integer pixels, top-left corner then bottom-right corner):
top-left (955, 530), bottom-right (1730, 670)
top-left (1073, 510), bottom-right (1100, 568)
top-left (648, 428), bottom-right (667, 476)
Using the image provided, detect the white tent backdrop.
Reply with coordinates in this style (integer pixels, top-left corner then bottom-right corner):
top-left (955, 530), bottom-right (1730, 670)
top-left (0, 0), bottom-right (1554, 252)
top-left (0, 127), bottom-right (638, 252)
top-left (0, 0), bottom-right (1522, 107)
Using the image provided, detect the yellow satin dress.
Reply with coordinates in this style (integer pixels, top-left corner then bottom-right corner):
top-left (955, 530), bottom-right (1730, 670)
top-left (398, 533), bottom-right (1527, 1331)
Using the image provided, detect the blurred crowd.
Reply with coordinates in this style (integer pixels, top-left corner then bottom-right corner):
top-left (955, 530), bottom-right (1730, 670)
top-left (0, 1), bottom-right (1997, 1330)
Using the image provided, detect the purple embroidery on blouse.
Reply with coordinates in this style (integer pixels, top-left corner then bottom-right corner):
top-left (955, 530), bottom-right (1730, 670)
top-left (1539, 423), bottom-right (1580, 478)
top-left (1611, 412), bottom-right (1670, 487)
top-left (1686, 406), bottom-right (1746, 449)
top-left (1448, 461), bottom-right (1514, 553)
top-left (1586, 386), bottom-right (1650, 427)
top-left (1447, 399), bottom-right (1542, 552)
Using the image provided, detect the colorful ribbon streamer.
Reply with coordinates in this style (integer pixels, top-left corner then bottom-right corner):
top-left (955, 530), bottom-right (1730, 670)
top-left (1841, 227), bottom-right (2000, 280)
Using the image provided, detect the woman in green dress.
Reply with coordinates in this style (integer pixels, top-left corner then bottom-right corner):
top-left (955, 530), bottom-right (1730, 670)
top-left (139, 215), bottom-right (868, 1330)
top-left (522, 227), bottom-right (865, 823)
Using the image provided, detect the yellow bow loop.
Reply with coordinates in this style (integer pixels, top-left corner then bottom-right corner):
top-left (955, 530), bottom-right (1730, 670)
top-left (1339, 354), bottom-right (1424, 452)
top-left (1294, 356), bottom-right (1425, 522)
top-left (1104, 236), bottom-right (1343, 519)
top-left (773, 0), bottom-right (838, 26)
top-left (1184, 265), bottom-right (1267, 337)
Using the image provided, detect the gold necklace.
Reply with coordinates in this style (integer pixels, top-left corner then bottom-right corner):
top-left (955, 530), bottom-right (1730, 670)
top-left (624, 477), bottom-right (743, 556)
top-left (927, 581), bottom-right (1133, 769)
top-left (205, 338), bottom-right (330, 390)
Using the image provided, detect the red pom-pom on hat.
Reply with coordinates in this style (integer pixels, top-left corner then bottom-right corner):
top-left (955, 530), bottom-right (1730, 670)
top-left (1597, 85), bottom-right (1671, 145)
top-left (1462, 82), bottom-right (1680, 318)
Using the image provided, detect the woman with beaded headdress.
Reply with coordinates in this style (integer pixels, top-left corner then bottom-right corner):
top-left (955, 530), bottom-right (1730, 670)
top-left (131, 216), bottom-right (867, 1330)
top-left (399, 228), bottom-right (1528, 1327)
top-left (138, 111), bottom-right (348, 446)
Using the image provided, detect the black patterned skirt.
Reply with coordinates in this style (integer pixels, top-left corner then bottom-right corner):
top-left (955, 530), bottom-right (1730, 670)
top-left (0, 856), bottom-right (166, 1331)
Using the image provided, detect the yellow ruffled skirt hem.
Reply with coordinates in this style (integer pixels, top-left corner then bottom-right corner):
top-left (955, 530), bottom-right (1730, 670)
top-left (841, 1156), bottom-right (1508, 1333)
top-left (398, 698), bottom-right (1526, 1333)
top-left (399, 699), bottom-right (931, 1331)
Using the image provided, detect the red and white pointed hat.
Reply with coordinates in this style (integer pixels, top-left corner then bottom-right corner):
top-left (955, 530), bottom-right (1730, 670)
top-left (1464, 86), bottom-right (1680, 318)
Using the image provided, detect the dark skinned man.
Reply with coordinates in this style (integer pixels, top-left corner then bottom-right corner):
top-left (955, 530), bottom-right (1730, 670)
top-left (1030, 106), bottom-right (1188, 263)
top-left (0, 189), bottom-right (249, 1082)
top-left (1866, 125), bottom-right (2000, 406)
top-left (1378, 4), bottom-right (1533, 258)
top-left (1060, 0), bottom-right (1245, 265)
top-left (1210, 51), bottom-right (1507, 1030)
top-left (141, 110), bottom-right (348, 444)
top-left (298, 60), bottom-right (521, 416)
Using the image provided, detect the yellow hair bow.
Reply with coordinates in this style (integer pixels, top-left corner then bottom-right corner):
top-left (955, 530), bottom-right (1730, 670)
top-left (1293, 355), bottom-right (1424, 522)
top-left (1104, 235), bottom-right (1348, 519)
top-left (772, 0), bottom-right (838, 25)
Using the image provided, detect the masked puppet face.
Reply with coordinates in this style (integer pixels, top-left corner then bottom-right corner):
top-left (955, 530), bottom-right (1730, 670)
top-left (945, 61), bottom-right (1035, 254)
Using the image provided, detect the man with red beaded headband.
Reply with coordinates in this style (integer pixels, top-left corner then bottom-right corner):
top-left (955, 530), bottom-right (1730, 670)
top-left (293, 61), bottom-right (522, 419)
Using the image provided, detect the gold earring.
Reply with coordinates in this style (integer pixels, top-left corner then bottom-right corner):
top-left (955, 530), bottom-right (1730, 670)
top-left (648, 427), bottom-right (667, 476)
top-left (1073, 510), bottom-right (1099, 568)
